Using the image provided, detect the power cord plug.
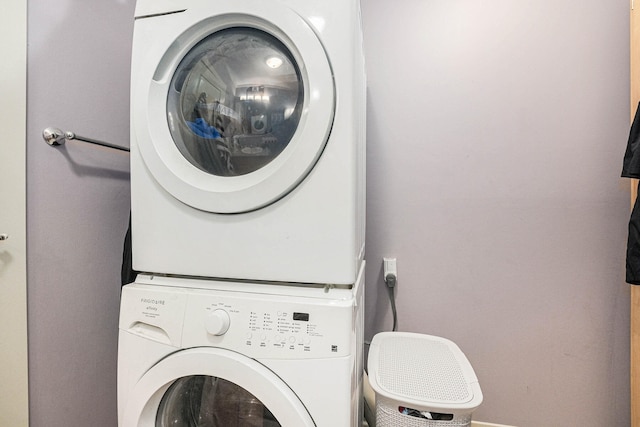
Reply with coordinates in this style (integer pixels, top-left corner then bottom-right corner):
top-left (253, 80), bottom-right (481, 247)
top-left (384, 273), bottom-right (397, 288)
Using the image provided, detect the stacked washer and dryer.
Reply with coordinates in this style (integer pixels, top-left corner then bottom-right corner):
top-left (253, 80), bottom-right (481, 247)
top-left (118, 0), bottom-right (367, 426)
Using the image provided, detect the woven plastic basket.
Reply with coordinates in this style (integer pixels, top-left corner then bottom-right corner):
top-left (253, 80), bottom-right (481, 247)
top-left (368, 332), bottom-right (482, 427)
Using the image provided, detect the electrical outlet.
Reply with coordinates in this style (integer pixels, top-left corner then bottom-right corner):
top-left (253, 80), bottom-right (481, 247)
top-left (383, 257), bottom-right (397, 283)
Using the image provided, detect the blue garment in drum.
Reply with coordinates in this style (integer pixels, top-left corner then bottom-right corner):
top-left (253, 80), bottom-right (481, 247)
top-left (188, 117), bottom-right (222, 139)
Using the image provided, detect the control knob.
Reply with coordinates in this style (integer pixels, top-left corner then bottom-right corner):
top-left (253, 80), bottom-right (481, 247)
top-left (205, 309), bottom-right (231, 336)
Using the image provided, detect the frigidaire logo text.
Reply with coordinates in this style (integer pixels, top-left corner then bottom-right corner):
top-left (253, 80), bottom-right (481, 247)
top-left (141, 298), bottom-right (165, 305)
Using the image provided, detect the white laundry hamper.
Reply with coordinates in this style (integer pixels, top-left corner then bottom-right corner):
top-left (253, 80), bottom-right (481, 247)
top-left (367, 332), bottom-right (483, 427)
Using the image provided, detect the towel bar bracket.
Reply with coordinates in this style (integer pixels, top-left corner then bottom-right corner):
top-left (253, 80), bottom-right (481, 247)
top-left (43, 127), bottom-right (130, 153)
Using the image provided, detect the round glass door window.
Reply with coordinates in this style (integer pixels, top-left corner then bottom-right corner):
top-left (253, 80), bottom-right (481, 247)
top-left (167, 27), bottom-right (304, 177)
top-left (156, 376), bottom-right (281, 427)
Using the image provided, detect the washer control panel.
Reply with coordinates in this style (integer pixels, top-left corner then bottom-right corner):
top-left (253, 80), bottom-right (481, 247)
top-left (181, 289), bottom-right (354, 359)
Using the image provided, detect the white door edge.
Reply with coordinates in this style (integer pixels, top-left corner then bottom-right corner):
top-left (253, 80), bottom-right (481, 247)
top-left (0, 0), bottom-right (28, 425)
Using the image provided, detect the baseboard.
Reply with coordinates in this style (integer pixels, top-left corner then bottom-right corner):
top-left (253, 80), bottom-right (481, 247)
top-left (471, 422), bottom-right (517, 427)
top-left (364, 418), bottom-right (515, 427)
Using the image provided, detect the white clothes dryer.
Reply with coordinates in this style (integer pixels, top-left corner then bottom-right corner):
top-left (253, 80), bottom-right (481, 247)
top-left (117, 266), bottom-right (364, 427)
top-left (130, 0), bottom-right (366, 285)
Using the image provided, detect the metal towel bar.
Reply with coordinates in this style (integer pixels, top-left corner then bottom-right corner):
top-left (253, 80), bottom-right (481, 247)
top-left (43, 127), bottom-right (130, 152)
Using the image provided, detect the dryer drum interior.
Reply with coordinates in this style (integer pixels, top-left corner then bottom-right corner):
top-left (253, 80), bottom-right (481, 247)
top-left (167, 27), bottom-right (304, 178)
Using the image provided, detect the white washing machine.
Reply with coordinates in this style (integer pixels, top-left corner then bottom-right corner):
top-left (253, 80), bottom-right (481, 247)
top-left (117, 266), bottom-right (364, 427)
top-left (130, 0), bottom-right (366, 285)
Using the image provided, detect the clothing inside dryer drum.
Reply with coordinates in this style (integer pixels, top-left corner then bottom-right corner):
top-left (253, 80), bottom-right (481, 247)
top-left (167, 27), bottom-right (304, 177)
top-left (156, 376), bottom-right (281, 427)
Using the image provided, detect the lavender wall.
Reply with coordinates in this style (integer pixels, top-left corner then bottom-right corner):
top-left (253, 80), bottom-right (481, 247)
top-left (27, 1), bottom-right (134, 426)
top-left (361, 0), bottom-right (631, 425)
top-left (25, 0), bottom-right (630, 426)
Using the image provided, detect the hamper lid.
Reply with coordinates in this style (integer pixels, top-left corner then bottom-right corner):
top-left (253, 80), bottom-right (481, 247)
top-left (367, 332), bottom-right (482, 412)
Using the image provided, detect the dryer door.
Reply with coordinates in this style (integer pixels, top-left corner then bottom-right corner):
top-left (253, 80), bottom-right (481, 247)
top-left (121, 348), bottom-right (315, 426)
top-left (132, 0), bottom-right (334, 213)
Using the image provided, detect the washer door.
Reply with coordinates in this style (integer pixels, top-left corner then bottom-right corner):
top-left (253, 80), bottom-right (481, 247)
top-left (122, 348), bottom-right (315, 426)
top-left (132, 0), bottom-right (334, 213)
